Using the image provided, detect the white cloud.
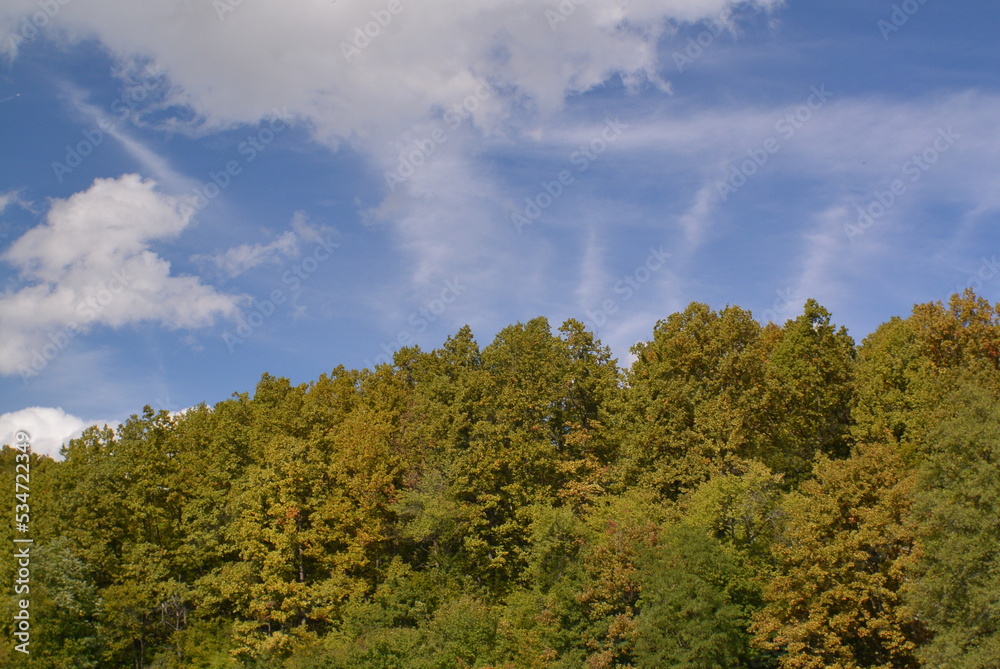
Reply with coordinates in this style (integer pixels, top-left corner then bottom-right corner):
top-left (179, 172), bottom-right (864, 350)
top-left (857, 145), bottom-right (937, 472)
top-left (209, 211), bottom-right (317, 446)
top-left (576, 226), bottom-right (608, 309)
top-left (194, 210), bottom-right (332, 278)
top-left (792, 205), bottom-right (855, 308)
top-left (676, 184), bottom-right (717, 250)
top-left (517, 91), bottom-right (1000, 353)
top-left (0, 189), bottom-right (28, 215)
top-left (370, 90), bottom-right (1000, 352)
top-left (200, 230), bottom-right (298, 278)
top-left (0, 0), bottom-right (783, 159)
top-left (5, 0), bottom-right (999, 364)
top-left (60, 83), bottom-right (196, 194)
top-left (0, 0), bottom-right (787, 321)
top-left (0, 407), bottom-right (114, 460)
top-left (0, 190), bottom-right (31, 245)
top-left (0, 174), bottom-right (244, 377)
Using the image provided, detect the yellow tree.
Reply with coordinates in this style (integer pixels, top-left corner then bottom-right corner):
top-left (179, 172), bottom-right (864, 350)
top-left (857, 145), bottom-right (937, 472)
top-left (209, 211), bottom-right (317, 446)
top-left (853, 290), bottom-right (1000, 446)
top-left (751, 443), bottom-right (927, 668)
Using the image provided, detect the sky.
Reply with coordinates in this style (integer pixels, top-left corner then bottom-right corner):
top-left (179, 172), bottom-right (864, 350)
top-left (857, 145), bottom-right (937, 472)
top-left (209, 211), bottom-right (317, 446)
top-left (1, 0), bottom-right (999, 457)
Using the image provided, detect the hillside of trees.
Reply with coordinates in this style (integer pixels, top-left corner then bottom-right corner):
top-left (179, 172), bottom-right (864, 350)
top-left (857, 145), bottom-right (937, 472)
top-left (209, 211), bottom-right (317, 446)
top-left (3, 290), bottom-right (1000, 668)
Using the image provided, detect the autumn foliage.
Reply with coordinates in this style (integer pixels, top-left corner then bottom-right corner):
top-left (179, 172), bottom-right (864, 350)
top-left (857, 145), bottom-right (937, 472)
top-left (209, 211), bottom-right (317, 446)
top-left (2, 290), bottom-right (999, 668)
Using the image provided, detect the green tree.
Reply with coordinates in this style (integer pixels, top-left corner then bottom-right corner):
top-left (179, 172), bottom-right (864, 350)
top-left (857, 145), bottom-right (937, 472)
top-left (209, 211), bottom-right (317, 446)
top-left (436, 318), bottom-right (619, 593)
top-left (0, 447), bottom-right (100, 668)
top-left (764, 299), bottom-right (855, 482)
top-left (904, 370), bottom-right (1000, 668)
top-left (635, 525), bottom-right (751, 669)
top-left (219, 372), bottom-right (406, 660)
top-left (44, 412), bottom-right (195, 667)
top-left (619, 303), bottom-right (774, 499)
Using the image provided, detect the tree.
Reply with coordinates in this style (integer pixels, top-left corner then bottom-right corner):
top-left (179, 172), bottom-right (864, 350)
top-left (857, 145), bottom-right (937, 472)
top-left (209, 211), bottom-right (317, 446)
top-left (496, 490), bottom-right (664, 668)
top-left (440, 318), bottom-right (619, 593)
top-left (904, 370), bottom-right (1000, 668)
top-left (853, 290), bottom-right (1000, 446)
top-left (0, 447), bottom-right (100, 668)
top-left (219, 372), bottom-right (406, 660)
top-left (681, 458), bottom-right (784, 570)
top-left (619, 303), bottom-right (774, 499)
top-left (752, 443), bottom-right (926, 668)
top-left (635, 525), bottom-right (751, 669)
top-left (852, 316), bottom-right (923, 445)
top-left (18, 296), bottom-right (1000, 666)
top-left (764, 299), bottom-right (855, 482)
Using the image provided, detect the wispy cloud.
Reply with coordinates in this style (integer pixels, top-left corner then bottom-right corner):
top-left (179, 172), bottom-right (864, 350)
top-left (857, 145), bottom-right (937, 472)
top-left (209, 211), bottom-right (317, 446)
top-left (193, 211), bottom-right (333, 279)
top-left (0, 188), bottom-right (29, 215)
top-left (59, 82), bottom-right (197, 194)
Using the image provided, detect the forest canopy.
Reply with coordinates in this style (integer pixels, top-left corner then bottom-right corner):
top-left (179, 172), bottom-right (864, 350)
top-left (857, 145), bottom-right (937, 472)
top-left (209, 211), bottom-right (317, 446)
top-left (3, 290), bottom-right (1000, 668)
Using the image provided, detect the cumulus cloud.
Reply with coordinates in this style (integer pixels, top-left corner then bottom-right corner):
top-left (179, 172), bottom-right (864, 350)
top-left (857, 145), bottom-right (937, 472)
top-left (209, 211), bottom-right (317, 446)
top-left (9, 0), bottom-right (997, 359)
top-left (0, 0), bottom-right (782, 144)
top-left (0, 174), bottom-right (243, 377)
top-left (0, 0), bottom-right (785, 313)
top-left (0, 407), bottom-right (114, 460)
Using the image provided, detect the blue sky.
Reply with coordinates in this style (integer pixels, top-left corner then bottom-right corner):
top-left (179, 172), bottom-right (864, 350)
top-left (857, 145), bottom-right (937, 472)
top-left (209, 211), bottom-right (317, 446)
top-left (1, 0), bottom-right (999, 456)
